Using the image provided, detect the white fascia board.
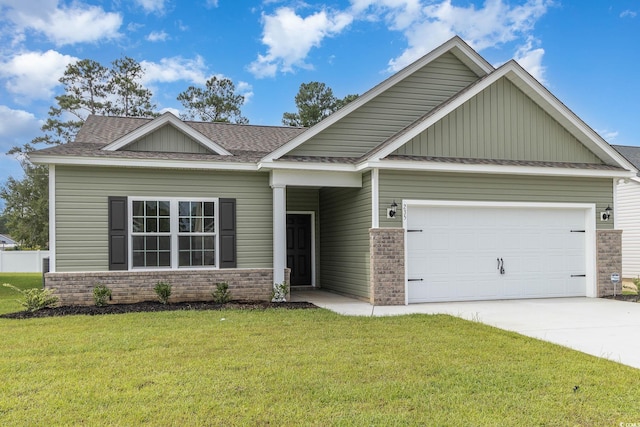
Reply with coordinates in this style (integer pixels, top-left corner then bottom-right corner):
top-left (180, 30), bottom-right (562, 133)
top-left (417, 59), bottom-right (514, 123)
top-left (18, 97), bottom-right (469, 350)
top-left (369, 62), bottom-right (637, 174)
top-left (270, 169), bottom-right (362, 188)
top-left (361, 159), bottom-right (637, 179)
top-left (261, 37), bottom-right (493, 163)
top-left (258, 160), bottom-right (357, 172)
top-left (102, 112), bottom-right (232, 156)
top-left (30, 155), bottom-right (258, 171)
top-left (502, 66), bottom-right (638, 173)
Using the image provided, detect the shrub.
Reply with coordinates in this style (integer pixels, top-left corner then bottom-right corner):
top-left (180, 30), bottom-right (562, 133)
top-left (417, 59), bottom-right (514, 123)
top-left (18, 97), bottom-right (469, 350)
top-left (2, 283), bottom-right (59, 312)
top-left (212, 282), bottom-right (232, 304)
top-left (271, 282), bottom-right (289, 303)
top-left (93, 284), bottom-right (112, 307)
top-left (154, 282), bottom-right (172, 304)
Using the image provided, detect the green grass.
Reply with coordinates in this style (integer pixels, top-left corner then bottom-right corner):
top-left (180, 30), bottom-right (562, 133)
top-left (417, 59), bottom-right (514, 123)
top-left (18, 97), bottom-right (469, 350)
top-left (0, 273), bottom-right (43, 314)
top-left (1, 273), bottom-right (639, 425)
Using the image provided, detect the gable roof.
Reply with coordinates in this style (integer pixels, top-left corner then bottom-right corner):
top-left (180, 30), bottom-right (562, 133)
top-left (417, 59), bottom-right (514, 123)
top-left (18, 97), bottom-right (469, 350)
top-left (102, 112), bottom-right (231, 155)
top-left (31, 114), bottom-right (307, 168)
top-left (261, 36), bottom-right (493, 163)
top-left (361, 60), bottom-right (635, 171)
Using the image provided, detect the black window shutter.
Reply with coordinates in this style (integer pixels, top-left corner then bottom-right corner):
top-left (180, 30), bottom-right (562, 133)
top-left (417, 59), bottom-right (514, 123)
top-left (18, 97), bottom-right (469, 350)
top-left (108, 196), bottom-right (128, 271)
top-left (219, 198), bottom-right (237, 268)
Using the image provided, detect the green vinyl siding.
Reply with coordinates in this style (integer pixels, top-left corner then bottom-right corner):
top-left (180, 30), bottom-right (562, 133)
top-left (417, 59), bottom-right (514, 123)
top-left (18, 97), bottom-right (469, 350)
top-left (393, 77), bottom-right (602, 164)
top-left (319, 172), bottom-right (371, 299)
top-left (55, 166), bottom-right (272, 272)
top-left (125, 124), bottom-right (213, 154)
top-left (378, 170), bottom-right (613, 229)
top-left (289, 53), bottom-right (480, 158)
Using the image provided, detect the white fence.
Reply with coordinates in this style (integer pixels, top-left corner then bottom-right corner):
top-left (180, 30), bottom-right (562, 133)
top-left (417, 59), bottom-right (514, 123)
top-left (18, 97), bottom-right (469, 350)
top-left (0, 251), bottom-right (50, 273)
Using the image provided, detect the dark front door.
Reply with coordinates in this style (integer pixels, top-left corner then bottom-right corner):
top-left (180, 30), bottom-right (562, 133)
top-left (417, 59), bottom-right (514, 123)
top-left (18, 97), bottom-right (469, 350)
top-left (286, 214), bottom-right (312, 286)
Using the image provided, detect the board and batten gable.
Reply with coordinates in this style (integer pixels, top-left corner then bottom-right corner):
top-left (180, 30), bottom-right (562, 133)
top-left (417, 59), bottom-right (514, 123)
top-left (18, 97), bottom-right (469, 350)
top-left (288, 52), bottom-right (481, 158)
top-left (393, 77), bottom-right (603, 164)
top-left (124, 124), bottom-right (214, 154)
top-left (616, 179), bottom-right (640, 277)
top-left (54, 166), bottom-right (272, 272)
top-left (319, 172), bottom-right (372, 299)
top-left (378, 170), bottom-right (614, 230)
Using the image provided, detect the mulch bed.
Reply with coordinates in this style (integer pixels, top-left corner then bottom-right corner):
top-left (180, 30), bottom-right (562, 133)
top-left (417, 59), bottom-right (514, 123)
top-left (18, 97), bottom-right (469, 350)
top-left (0, 300), bottom-right (318, 319)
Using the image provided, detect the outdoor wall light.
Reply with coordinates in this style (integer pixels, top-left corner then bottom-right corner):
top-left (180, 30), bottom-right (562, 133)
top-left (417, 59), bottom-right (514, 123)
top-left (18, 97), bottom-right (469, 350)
top-left (601, 205), bottom-right (613, 221)
top-left (388, 200), bottom-right (398, 218)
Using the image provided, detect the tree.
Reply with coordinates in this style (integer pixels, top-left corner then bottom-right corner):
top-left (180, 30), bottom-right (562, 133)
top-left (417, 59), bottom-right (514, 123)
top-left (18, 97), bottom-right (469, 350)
top-left (3, 56), bottom-right (157, 248)
top-left (0, 212), bottom-right (8, 235)
top-left (0, 162), bottom-right (49, 248)
top-left (282, 82), bottom-right (358, 127)
top-left (177, 76), bottom-right (248, 124)
top-left (106, 56), bottom-right (156, 118)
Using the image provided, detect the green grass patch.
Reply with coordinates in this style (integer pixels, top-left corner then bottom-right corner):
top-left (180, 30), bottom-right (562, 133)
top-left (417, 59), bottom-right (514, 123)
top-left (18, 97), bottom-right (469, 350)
top-left (0, 276), bottom-right (639, 424)
top-left (0, 273), bottom-right (42, 314)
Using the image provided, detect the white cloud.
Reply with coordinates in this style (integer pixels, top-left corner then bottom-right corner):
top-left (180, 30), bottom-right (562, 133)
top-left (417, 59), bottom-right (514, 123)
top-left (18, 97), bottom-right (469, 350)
top-left (141, 56), bottom-right (209, 85)
top-left (368, 0), bottom-right (553, 71)
top-left (620, 10), bottom-right (637, 18)
top-left (147, 30), bottom-right (169, 42)
top-left (0, 50), bottom-right (78, 101)
top-left (249, 7), bottom-right (354, 78)
top-left (237, 81), bottom-right (254, 104)
top-left (350, 0), bottom-right (422, 30)
top-left (597, 129), bottom-right (619, 142)
top-left (1, 1), bottom-right (122, 46)
top-left (0, 106), bottom-right (42, 152)
top-left (206, 0), bottom-right (219, 8)
top-left (135, 0), bottom-right (167, 14)
top-left (513, 37), bottom-right (546, 84)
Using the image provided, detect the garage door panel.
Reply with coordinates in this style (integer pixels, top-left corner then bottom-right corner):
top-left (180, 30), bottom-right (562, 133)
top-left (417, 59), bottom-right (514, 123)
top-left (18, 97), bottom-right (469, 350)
top-left (407, 205), bottom-right (587, 303)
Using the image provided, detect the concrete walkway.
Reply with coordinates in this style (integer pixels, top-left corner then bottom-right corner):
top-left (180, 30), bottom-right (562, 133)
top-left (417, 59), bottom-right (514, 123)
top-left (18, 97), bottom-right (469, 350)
top-left (291, 289), bottom-right (640, 369)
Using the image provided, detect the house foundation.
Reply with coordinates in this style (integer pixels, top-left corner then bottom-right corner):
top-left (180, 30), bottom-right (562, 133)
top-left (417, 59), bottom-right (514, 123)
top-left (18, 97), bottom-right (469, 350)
top-left (45, 269), bottom-right (290, 306)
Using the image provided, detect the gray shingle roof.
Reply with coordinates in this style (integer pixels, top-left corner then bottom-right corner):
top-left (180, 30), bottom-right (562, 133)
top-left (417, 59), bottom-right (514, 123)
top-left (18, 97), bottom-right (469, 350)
top-left (71, 114), bottom-right (307, 154)
top-left (613, 145), bottom-right (640, 171)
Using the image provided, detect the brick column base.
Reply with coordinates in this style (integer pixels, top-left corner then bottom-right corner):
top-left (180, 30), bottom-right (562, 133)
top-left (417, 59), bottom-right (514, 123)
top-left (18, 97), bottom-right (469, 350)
top-left (596, 230), bottom-right (622, 296)
top-left (370, 228), bottom-right (405, 305)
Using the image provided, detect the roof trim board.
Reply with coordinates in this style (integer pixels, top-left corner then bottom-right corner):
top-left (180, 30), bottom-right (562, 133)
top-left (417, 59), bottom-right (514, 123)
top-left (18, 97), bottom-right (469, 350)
top-left (260, 36), bottom-right (493, 163)
top-left (101, 112), bottom-right (233, 156)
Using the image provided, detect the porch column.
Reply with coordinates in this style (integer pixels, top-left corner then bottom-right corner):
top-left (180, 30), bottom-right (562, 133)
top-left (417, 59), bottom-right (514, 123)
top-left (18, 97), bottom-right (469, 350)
top-left (272, 184), bottom-right (286, 285)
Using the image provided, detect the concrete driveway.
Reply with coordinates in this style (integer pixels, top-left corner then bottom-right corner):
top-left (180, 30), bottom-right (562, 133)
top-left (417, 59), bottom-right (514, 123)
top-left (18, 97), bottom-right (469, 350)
top-left (292, 290), bottom-right (640, 369)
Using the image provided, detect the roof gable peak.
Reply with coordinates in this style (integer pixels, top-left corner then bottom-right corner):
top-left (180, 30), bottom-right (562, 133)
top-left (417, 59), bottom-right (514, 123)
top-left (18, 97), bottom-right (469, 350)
top-left (101, 112), bottom-right (232, 155)
top-left (261, 36), bottom-right (494, 163)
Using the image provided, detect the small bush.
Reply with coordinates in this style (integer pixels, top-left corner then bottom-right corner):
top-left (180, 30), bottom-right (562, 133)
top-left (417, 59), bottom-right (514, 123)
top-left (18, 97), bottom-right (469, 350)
top-left (2, 283), bottom-right (59, 312)
top-left (212, 282), bottom-right (232, 304)
top-left (271, 282), bottom-right (289, 303)
top-left (154, 282), bottom-right (172, 304)
top-left (93, 284), bottom-right (112, 307)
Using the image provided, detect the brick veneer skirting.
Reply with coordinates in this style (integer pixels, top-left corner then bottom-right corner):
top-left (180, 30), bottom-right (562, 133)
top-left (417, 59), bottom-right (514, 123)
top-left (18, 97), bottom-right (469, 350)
top-left (370, 228), bottom-right (405, 305)
top-left (596, 230), bottom-right (622, 297)
top-left (45, 268), bottom-right (290, 306)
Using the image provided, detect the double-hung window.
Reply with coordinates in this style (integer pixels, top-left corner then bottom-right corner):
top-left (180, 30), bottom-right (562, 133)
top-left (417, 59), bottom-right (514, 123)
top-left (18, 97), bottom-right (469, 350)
top-left (130, 198), bottom-right (217, 269)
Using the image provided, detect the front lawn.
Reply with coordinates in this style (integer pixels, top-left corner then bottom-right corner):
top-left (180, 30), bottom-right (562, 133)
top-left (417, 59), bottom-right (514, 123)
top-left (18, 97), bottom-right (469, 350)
top-left (1, 273), bottom-right (639, 425)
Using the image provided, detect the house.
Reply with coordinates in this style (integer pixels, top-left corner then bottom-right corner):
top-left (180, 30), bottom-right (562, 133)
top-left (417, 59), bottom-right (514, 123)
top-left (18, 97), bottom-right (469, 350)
top-left (31, 36), bottom-right (636, 306)
top-left (0, 234), bottom-right (17, 251)
top-left (612, 145), bottom-right (640, 278)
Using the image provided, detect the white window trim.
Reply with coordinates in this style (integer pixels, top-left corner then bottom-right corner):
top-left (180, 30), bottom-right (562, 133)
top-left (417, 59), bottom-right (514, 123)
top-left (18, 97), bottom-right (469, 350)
top-left (128, 197), bottom-right (219, 271)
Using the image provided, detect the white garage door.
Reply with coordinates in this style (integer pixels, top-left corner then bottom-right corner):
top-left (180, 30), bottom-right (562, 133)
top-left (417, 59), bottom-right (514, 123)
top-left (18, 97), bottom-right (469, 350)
top-left (406, 204), bottom-right (587, 303)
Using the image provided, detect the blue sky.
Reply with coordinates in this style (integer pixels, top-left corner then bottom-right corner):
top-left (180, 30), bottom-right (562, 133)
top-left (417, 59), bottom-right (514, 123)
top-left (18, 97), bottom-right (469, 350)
top-left (1, 0), bottom-right (639, 200)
